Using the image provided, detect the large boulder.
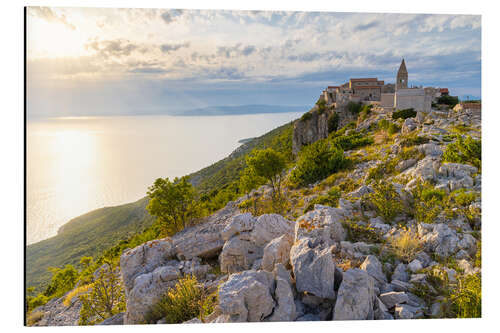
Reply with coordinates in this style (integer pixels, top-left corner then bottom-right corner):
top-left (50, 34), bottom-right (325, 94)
top-left (251, 214), bottom-right (295, 247)
top-left (290, 238), bottom-right (336, 299)
top-left (124, 263), bottom-right (181, 324)
top-left (267, 277), bottom-right (296, 322)
top-left (333, 268), bottom-right (376, 320)
top-left (120, 238), bottom-right (175, 294)
top-left (295, 206), bottom-right (346, 246)
top-left (218, 270), bottom-right (275, 322)
top-left (220, 236), bottom-right (262, 273)
top-left (360, 255), bottom-right (387, 288)
top-left (261, 233), bottom-right (293, 271)
top-left (221, 213), bottom-right (256, 241)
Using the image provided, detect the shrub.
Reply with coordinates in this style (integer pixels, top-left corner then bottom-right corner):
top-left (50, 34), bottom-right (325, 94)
top-left (443, 135), bottom-right (481, 170)
top-left (342, 219), bottom-right (383, 243)
top-left (78, 263), bottom-right (126, 325)
top-left (347, 101), bottom-right (362, 114)
top-left (27, 311), bottom-right (44, 326)
top-left (450, 273), bottom-right (481, 318)
top-left (27, 294), bottom-right (48, 313)
top-left (304, 186), bottom-right (341, 213)
top-left (437, 95), bottom-right (459, 107)
top-left (246, 148), bottom-right (287, 199)
top-left (392, 108), bottom-right (416, 120)
top-left (366, 159), bottom-right (397, 182)
top-left (399, 134), bottom-right (430, 147)
top-left (300, 112), bottom-right (313, 122)
top-left (389, 227), bottom-right (423, 262)
top-left (368, 181), bottom-right (403, 223)
top-left (290, 139), bottom-right (347, 186)
top-left (316, 99), bottom-right (327, 114)
top-left (327, 112), bottom-right (339, 133)
top-left (331, 131), bottom-right (374, 151)
top-left (411, 181), bottom-right (446, 224)
top-left (43, 265), bottom-right (80, 299)
top-left (146, 275), bottom-right (217, 324)
top-left (358, 104), bottom-right (373, 122)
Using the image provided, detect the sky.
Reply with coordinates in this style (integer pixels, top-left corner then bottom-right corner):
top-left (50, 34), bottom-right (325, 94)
top-left (26, 7), bottom-right (481, 118)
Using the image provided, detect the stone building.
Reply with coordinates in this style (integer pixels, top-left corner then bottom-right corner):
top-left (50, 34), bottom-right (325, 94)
top-left (349, 78), bottom-right (385, 101)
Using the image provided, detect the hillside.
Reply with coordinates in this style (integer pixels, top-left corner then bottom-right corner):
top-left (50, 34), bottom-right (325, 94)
top-left (26, 197), bottom-right (154, 291)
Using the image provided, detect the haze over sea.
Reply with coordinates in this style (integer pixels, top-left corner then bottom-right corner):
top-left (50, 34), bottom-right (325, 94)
top-left (27, 112), bottom-right (302, 245)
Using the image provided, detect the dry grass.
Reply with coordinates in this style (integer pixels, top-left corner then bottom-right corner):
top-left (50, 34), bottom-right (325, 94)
top-left (63, 284), bottom-right (93, 307)
top-left (389, 227), bottom-right (424, 263)
top-left (27, 311), bottom-right (44, 326)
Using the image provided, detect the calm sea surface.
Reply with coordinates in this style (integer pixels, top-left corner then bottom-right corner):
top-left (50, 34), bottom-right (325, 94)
top-left (27, 112), bottom-right (302, 245)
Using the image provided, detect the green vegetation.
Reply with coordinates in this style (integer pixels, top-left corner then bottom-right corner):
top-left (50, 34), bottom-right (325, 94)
top-left (147, 176), bottom-right (204, 236)
top-left (347, 101), bottom-right (362, 115)
top-left (304, 186), bottom-right (341, 213)
top-left (26, 197), bottom-right (154, 293)
top-left (451, 273), bottom-right (481, 318)
top-left (443, 135), bottom-right (481, 170)
top-left (378, 119), bottom-right (400, 135)
top-left (367, 181), bottom-right (403, 223)
top-left (437, 95), bottom-right (459, 107)
top-left (316, 98), bottom-right (327, 114)
top-left (392, 108), bottom-right (416, 120)
top-left (366, 158), bottom-right (397, 182)
top-left (145, 275), bottom-right (217, 324)
top-left (342, 219), bottom-right (383, 243)
top-left (245, 148), bottom-right (286, 199)
top-left (357, 104), bottom-right (373, 122)
top-left (398, 133), bottom-right (430, 147)
top-left (78, 262), bottom-right (126, 325)
top-left (327, 112), bottom-right (339, 133)
top-left (389, 227), bottom-right (423, 262)
top-left (330, 130), bottom-right (374, 151)
top-left (290, 139), bottom-right (347, 186)
top-left (411, 181), bottom-right (446, 224)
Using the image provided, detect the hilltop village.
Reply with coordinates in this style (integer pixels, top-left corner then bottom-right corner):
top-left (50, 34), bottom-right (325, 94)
top-left (320, 59), bottom-right (451, 113)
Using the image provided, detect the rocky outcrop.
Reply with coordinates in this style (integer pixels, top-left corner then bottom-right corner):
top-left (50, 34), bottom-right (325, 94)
top-left (31, 293), bottom-right (82, 326)
top-left (333, 268), bottom-right (376, 320)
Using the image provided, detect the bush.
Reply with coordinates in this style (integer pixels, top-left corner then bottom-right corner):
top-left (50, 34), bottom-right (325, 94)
top-left (300, 112), bottom-right (313, 122)
top-left (331, 131), bottom-right (374, 151)
top-left (342, 219), bottom-right (383, 243)
top-left (399, 134), bottom-right (430, 147)
top-left (347, 101), bottom-right (362, 115)
top-left (378, 119), bottom-right (400, 135)
top-left (78, 263), bottom-right (126, 325)
top-left (437, 95), bottom-right (459, 107)
top-left (316, 99), bottom-right (327, 114)
top-left (443, 135), bottom-right (481, 170)
top-left (411, 182), bottom-right (446, 224)
top-left (392, 108), bottom-right (417, 120)
top-left (304, 186), bottom-right (341, 213)
top-left (358, 104), bottom-right (373, 122)
top-left (290, 139), bottom-right (347, 186)
top-left (366, 159), bottom-right (397, 182)
top-left (368, 181), bottom-right (403, 223)
top-left (146, 275), bottom-right (217, 324)
top-left (389, 227), bottom-right (423, 262)
top-left (327, 112), bottom-right (339, 133)
top-left (450, 273), bottom-right (481, 318)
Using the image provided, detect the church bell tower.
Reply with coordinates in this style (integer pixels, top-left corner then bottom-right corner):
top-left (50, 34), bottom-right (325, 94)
top-left (396, 59), bottom-right (408, 90)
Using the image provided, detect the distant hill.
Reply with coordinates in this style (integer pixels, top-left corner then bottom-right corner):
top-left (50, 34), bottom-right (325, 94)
top-left (171, 104), bottom-right (309, 116)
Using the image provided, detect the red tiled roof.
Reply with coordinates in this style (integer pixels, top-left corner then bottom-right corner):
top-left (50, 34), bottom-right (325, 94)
top-left (350, 78), bottom-right (379, 81)
top-left (440, 88), bottom-right (449, 93)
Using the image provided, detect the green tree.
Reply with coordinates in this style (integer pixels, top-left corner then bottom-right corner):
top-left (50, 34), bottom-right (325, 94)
top-left (147, 176), bottom-right (202, 236)
top-left (245, 148), bottom-right (286, 200)
top-left (78, 262), bottom-right (125, 325)
top-left (43, 265), bottom-right (79, 299)
top-left (239, 167), bottom-right (266, 215)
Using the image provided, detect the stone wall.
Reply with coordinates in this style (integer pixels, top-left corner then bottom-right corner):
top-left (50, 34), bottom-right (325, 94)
top-left (394, 88), bottom-right (431, 113)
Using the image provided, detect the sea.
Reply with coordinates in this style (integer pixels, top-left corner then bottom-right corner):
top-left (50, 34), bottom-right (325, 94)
top-left (26, 112), bottom-right (302, 245)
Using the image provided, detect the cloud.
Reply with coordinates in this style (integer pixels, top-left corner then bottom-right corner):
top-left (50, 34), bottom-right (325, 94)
top-left (160, 9), bottom-right (184, 24)
top-left (85, 39), bottom-right (140, 59)
top-left (29, 7), bottom-right (76, 30)
top-left (160, 42), bottom-right (190, 53)
top-left (216, 44), bottom-right (257, 58)
top-left (353, 21), bottom-right (380, 31)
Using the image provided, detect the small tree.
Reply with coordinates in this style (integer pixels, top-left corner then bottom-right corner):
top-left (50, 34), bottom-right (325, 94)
top-left (239, 167), bottom-right (266, 215)
top-left (245, 148), bottom-right (286, 200)
top-left (78, 262), bottom-right (125, 325)
top-left (147, 176), bottom-right (202, 236)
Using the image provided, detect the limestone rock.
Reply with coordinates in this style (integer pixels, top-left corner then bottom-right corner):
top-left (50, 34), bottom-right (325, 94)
top-left (290, 238), bottom-right (336, 299)
top-left (251, 214), bottom-right (294, 247)
top-left (333, 268), bottom-right (375, 320)
top-left (360, 255), bottom-right (387, 288)
top-left (422, 223), bottom-right (459, 258)
top-left (261, 233), bottom-right (293, 271)
top-left (379, 291), bottom-right (409, 309)
top-left (218, 270), bottom-right (275, 322)
top-left (221, 213), bottom-right (256, 241)
top-left (408, 259), bottom-right (423, 273)
top-left (392, 263), bottom-right (409, 282)
top-left (394, 304), bottom-right (424, 319)
top-left (99, 312), bottom-right (124, 325)
top-left (31, 292), bottom-right (81, 326)
top-left (220, 236), bottom-right (262, 273)
top-left (267, 277), bottom-right (296, 322)
top-left (295, 206), bottom-right (346, 246)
